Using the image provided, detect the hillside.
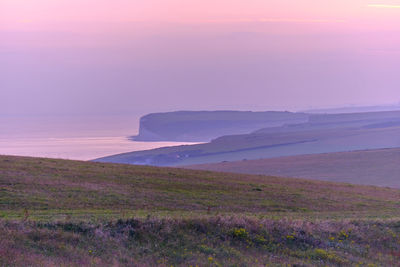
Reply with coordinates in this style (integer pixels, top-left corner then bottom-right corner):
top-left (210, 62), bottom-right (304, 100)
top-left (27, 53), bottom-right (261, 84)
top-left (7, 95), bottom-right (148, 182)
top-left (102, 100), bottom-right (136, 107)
top-left (97, 110), bottom-right (400, 166)
top-left (5, 155), bottom-right (400, 218)
top-left (133, 110), bottom-right (308, 142)
top-left (185, 148), bottom-right (400, 188)
top-left (3, 155), bottom-right (400, 265)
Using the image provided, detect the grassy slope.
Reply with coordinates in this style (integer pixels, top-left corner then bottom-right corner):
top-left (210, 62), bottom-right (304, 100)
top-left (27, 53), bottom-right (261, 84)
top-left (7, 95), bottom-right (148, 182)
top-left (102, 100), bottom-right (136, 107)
top-left (3, 155), bottom-right (400, 219)
top-left (185, 148), bottom-right (400, 188)
top-left (3, 155), bottom-right (400, 266)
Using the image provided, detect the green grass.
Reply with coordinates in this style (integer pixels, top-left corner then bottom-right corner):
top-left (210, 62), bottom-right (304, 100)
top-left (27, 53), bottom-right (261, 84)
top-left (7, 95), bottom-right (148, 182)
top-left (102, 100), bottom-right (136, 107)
top-left (2, 155), bottom-right (400, 266)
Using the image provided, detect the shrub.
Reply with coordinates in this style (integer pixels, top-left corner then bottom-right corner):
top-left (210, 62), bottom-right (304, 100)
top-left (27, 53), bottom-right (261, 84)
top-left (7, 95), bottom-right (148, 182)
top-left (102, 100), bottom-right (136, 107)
top-left (230, 228), bottom-right (249, 240)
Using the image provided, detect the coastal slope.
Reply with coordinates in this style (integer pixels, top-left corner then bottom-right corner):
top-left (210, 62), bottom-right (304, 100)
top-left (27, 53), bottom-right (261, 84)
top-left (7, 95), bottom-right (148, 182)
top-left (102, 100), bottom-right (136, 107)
top-left (97, 110), bottom-right (400, 166)
top-left (133, 110), bottom-right (309, 142)
top-left (185, 148), bottom-right (400, 188)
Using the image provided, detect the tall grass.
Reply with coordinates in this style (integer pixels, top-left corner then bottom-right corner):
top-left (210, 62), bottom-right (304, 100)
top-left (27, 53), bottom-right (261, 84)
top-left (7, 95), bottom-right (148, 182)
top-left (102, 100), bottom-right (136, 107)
top-left (2, 216), bottom-right (400, 266)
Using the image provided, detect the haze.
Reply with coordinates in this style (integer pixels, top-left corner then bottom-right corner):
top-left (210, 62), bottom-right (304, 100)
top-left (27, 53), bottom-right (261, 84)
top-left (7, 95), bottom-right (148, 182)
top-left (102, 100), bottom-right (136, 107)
top-left (1, 0), bottom-right (400, 116)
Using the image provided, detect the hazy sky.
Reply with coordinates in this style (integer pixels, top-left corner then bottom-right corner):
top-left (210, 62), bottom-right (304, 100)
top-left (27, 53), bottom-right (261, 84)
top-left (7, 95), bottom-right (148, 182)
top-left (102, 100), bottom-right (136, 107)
top-left (1, 0), bottom-right (400, 116)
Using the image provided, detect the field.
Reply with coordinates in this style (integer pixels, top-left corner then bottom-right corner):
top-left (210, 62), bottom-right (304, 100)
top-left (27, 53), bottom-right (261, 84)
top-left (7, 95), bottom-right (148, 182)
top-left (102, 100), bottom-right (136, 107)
top-left (3, 155), bottom-right (400, 266)
top-left (185, 148), bottom-right (400, 188)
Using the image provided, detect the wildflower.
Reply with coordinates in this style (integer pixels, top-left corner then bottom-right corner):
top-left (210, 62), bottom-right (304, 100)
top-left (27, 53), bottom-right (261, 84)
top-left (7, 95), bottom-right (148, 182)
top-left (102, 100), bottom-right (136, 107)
top-left (232, 228), bottom-right (249, 239)
top-left (208, 256), bottom-right (213, 262)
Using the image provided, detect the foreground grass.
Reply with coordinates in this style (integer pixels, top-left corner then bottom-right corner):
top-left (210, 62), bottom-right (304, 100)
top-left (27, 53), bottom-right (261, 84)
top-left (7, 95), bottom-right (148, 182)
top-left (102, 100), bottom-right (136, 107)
top-left (3, 217), bottom-right (400, 266)
top-left (2, 155), bottom-right (400, 266)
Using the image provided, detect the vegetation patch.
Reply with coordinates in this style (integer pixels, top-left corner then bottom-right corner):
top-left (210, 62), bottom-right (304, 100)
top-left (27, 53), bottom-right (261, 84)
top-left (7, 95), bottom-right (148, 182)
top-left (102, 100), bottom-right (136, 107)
top-left (3, 155), bottom-right (400, 266)
top-left (2, 217), bottom-right (400, 266)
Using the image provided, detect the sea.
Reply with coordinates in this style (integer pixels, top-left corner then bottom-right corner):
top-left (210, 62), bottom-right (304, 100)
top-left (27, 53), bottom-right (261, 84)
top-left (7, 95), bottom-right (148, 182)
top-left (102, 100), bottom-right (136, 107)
top-left (0, 115), bottom-right (193, 161)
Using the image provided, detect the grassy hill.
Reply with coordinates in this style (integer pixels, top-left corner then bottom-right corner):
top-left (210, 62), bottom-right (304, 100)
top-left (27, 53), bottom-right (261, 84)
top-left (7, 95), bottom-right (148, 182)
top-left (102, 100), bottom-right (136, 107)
top-left (3, 155), bottom-right (400, 266)
top-left (185, 148), bottom-right (400, 188)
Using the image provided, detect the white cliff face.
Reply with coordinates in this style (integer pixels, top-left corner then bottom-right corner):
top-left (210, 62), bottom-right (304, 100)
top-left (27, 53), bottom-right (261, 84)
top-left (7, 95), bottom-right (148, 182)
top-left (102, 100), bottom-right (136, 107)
top-left (134, 125), bottom-right (164, 141)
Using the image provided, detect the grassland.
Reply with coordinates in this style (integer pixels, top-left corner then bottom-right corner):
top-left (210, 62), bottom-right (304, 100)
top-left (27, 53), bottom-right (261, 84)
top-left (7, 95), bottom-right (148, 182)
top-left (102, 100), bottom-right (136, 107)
top-left (3, 155), bottom-right (400, 266)
top-left (185, 148), bottom-right (400, 188)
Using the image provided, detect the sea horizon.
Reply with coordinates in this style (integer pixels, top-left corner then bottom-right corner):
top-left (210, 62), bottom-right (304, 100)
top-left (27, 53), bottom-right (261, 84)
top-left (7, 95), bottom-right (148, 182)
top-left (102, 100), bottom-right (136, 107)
top-left (0, 114), bottom-right (195, 160)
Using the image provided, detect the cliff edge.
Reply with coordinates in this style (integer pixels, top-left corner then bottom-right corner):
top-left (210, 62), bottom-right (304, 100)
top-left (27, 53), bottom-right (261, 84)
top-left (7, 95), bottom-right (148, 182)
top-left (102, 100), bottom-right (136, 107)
top-left (132, 110), bottom-right (309, 142)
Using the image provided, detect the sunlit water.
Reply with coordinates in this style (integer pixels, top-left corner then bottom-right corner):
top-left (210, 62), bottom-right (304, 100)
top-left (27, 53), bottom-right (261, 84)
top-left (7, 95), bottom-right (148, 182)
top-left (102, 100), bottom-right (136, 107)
top-left (0, 115), bottom-right (194, 160)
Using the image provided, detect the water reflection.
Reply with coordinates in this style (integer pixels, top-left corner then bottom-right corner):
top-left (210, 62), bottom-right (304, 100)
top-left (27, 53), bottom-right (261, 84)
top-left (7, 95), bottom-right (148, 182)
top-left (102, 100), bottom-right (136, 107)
top-left (0, 115), bottom-right (195, 160)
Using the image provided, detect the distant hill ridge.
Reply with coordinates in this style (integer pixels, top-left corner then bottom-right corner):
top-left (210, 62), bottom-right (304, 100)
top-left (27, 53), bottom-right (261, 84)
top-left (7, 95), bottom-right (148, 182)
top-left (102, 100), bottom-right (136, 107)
top-left (97, 109), bottom-right (400, 166)
top-left (133, 110), bottom-right (309, 142)
top-left (302, 104), bottom-right (400, 114)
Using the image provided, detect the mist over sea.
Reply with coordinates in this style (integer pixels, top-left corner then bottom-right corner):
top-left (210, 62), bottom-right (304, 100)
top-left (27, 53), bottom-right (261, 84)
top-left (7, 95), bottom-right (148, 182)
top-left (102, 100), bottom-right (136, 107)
top-left (0, 115), bottom-right (192, 160)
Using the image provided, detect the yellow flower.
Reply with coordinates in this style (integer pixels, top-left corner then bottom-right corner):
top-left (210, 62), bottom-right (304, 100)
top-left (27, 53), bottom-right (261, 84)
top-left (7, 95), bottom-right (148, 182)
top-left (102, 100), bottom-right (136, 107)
top-left (208, 256), bottom-right (213, 262)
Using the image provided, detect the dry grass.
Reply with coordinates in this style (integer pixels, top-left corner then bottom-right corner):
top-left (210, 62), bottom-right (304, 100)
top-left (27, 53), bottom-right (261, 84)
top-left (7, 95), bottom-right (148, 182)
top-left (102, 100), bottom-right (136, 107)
top-left (3, 155), bottom-right (400, 219)
top-left (185, 148), bottom-right (400, 188)
top-left (3, 217), bottom-right (400, 266)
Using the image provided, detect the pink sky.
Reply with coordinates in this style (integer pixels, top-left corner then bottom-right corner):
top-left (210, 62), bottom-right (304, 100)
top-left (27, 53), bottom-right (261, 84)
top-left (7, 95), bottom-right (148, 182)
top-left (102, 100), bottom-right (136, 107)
top-left (1, 0), bottom-right (400, 115)
top-left (2, 0), bottom-right (400, 29)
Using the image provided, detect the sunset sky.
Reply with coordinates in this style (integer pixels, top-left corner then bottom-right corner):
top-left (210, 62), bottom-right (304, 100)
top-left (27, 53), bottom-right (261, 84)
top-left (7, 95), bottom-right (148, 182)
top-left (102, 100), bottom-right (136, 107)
top-left (1, 0), bottom-right (400, 115)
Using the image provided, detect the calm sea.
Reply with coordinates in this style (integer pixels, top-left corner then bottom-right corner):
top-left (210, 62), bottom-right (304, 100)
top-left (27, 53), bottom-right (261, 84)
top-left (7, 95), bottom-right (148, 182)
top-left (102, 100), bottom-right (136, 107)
top-left (0, 115), bottom-right (193, 160)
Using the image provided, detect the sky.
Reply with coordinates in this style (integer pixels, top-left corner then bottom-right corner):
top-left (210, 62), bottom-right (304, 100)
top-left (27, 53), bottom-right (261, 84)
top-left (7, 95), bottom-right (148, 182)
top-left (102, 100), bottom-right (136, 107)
top-left (1, 0), bottom-right (400, 116)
